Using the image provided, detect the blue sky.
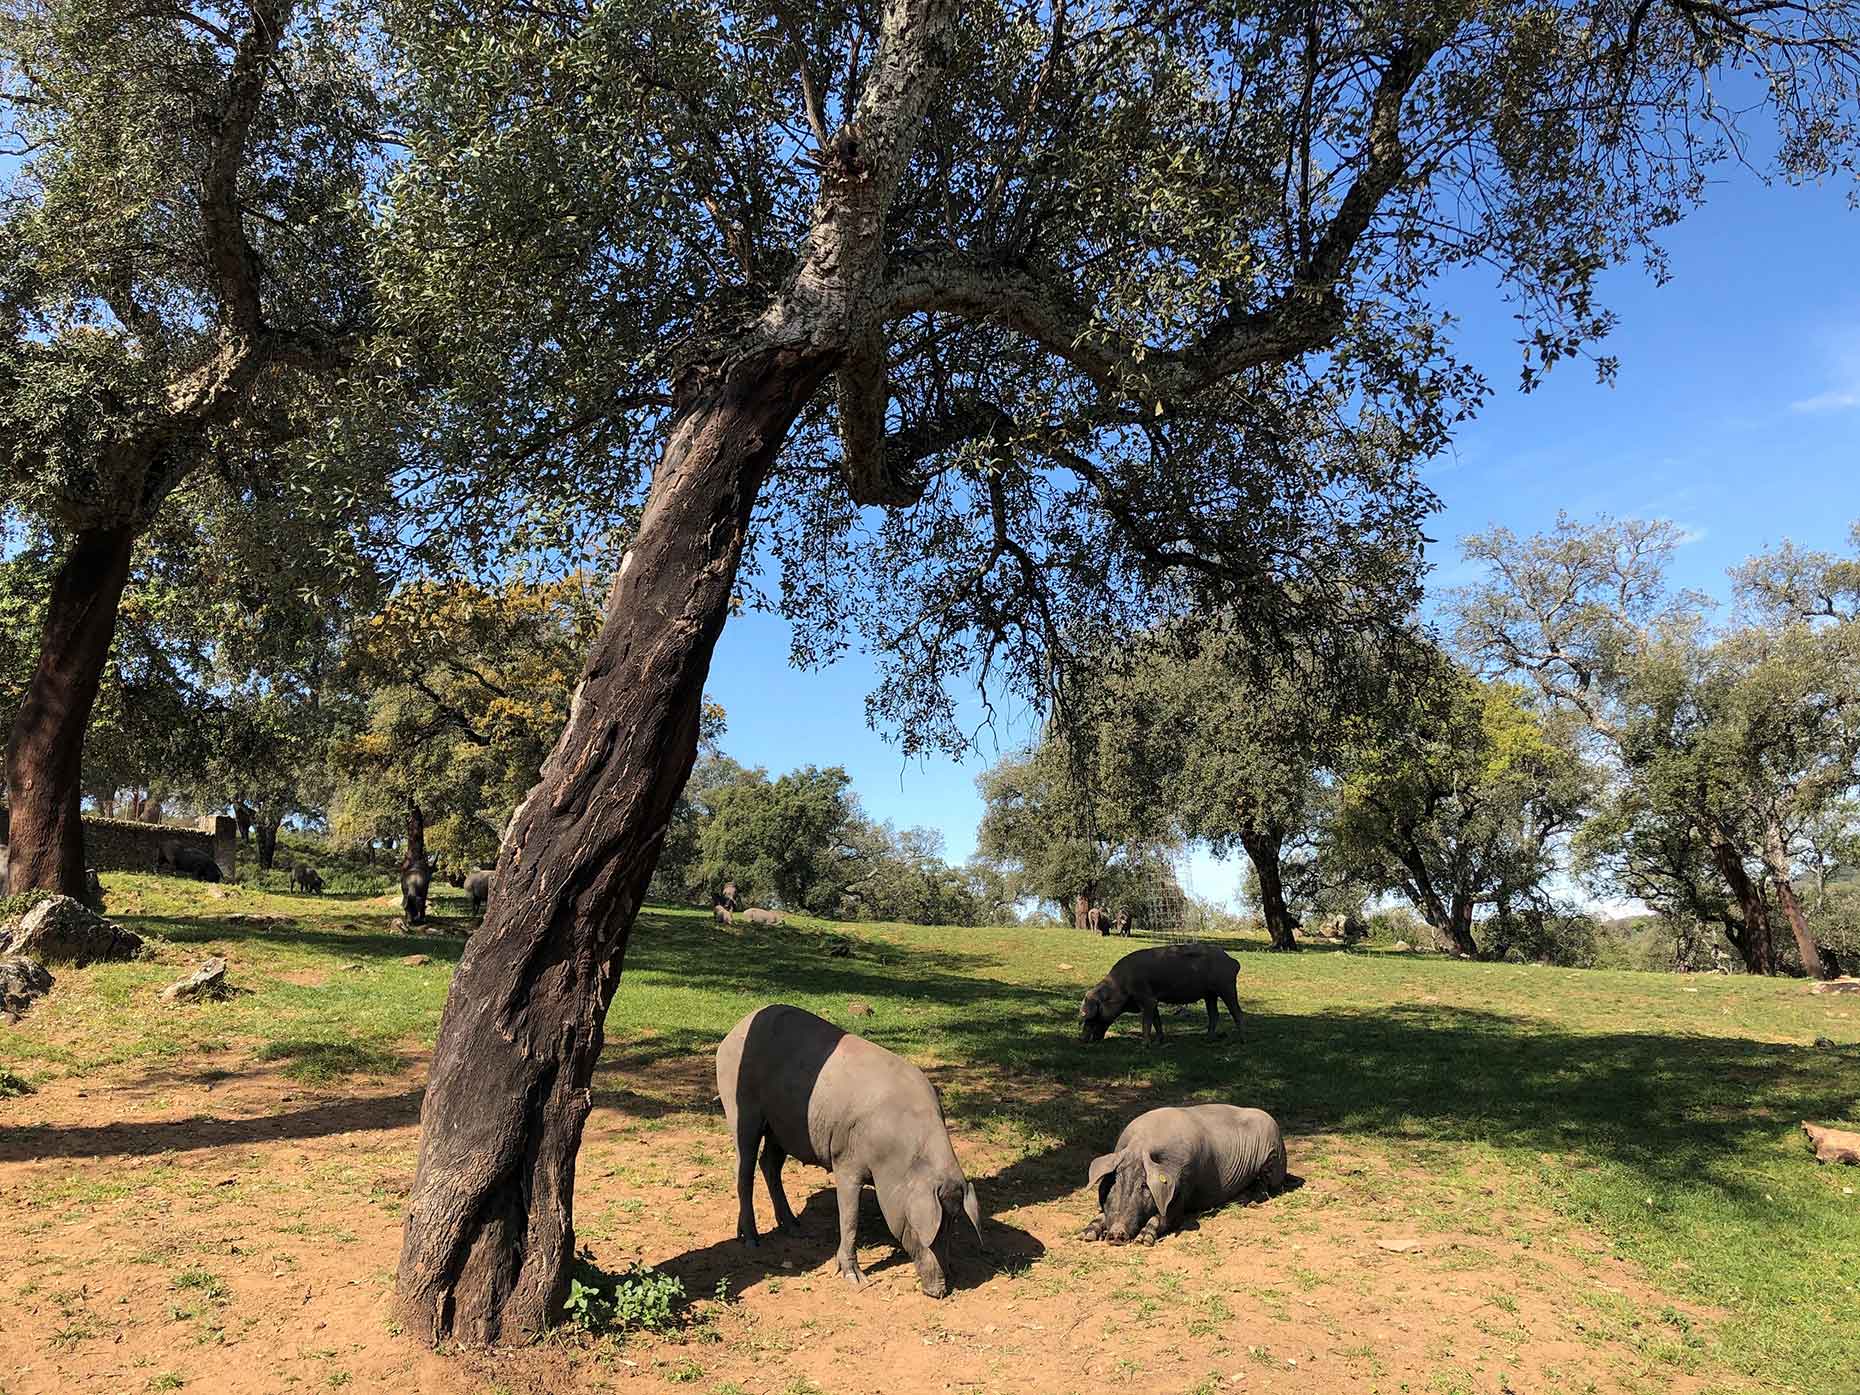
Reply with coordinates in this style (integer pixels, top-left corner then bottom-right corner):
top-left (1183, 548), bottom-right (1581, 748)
top-left (704, 166), bottom-right (1860, 908)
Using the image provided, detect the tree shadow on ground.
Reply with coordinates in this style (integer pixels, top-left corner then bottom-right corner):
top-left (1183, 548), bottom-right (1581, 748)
top-left (124, 913), bottom-right (467, 963)
top-left (936, 1002), bottom-right (1859, 1218)
top-left (645, 1180), bottom-right (1043, 1299)
top-left (615, 912), bottom-right (1859, 1222)
top-left (0, 1087), bottom-right (425, 1163)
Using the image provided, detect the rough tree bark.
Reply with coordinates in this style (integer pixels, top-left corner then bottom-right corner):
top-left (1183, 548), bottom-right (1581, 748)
top-left (3, 525), bottom-right (138, 897)
top-left (1763, 822), bottom-right (1828, 979)
top-left (1237, 825), bottom-right (1300, 951)
top-left (402, 803), bottom-right (428, 876)
top-left (394, 346), bottom-right (832, 1345)
top-left (1706, 826), bottom-right (1777, 974)
top-left (235, 802), bottom-right (255, 845)
top-left (256, 819), bottom-right (281, 872)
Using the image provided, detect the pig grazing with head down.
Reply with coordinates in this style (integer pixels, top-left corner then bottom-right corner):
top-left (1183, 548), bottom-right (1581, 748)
top-left (1083, 1104), bottom-right (1288, 1245)
top-left (717, 1004), bottom-right (985, 1298)
top-left (1079, 942), bottom-right (1242, 1044)
top-left (463, 869), bottom-right (495, 916)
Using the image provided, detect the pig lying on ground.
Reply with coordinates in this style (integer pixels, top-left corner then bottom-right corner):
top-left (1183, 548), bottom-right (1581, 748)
top-left (1079, 942), bottom-right (1242, 1043)
top-left (716, 1004), bottom-right (985, 1297)
top-left (741, 907), bottom-right (784, 926)
top-left (463, 869), bottom-right (495, 916)
top-left (1082, 1104), bottom-right (1289, 1244)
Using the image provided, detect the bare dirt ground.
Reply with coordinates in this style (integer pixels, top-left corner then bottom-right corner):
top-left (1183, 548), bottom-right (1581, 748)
top-left (1, 1046), bottom-right (1726, 1395)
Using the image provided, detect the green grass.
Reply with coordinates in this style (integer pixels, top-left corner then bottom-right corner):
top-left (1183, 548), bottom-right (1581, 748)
top-left (3, 870), bottom-right (1857, 1392)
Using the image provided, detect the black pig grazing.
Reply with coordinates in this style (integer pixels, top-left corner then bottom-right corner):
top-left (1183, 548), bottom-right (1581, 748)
top-left (291, 865), bottom-right (324, 894)
top-left (400, 863), bottom-right (431, 925)
top-left (1079, 942), bottom-right (1242, 1044)
top-left (1082, 1104), bottom-right (1288, 1244)
top-left (157, 842), bottom-right (223, 883)
top-left (464, 869), bottom-right (495, 916)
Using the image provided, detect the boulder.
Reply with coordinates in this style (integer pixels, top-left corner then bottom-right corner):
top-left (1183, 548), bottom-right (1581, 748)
top-left (1811, 977), bottom-right (1860, 995)
top-left (1392, 940), bottom-right (1412, 952)
top-left (1, 956), bottom-right (53, 1022)
top-left (160, 957), bottom-right (229, 1004)
top-left (402, 953), bottom-right (432, 967)
top-left (2, 896), bottom-right (143, 966)
top-left (1803, 1121), bottom-right (1860, 1165)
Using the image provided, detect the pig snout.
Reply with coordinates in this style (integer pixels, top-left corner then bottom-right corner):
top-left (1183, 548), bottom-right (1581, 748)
top-left (911, 1236), bottom-right (952, 1298)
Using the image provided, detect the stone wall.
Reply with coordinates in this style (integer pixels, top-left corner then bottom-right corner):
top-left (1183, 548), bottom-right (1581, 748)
top-left (0, 809), bottom-right (238, 882)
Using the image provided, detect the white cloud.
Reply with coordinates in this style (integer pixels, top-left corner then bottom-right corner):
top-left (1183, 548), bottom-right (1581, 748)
top-left (1790, 388), bottom-right (1860, 414)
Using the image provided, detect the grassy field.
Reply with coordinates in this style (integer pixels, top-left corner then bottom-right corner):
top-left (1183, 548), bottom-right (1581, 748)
top-left (1, 872), bottom-right (1856, 1395)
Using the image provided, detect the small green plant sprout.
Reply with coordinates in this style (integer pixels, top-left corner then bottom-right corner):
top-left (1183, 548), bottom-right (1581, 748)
top-left (559, 1251), bottom-right (688, 1336)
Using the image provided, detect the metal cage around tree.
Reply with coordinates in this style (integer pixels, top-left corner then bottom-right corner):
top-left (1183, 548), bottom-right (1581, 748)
top-left (1128, 844), bottom-right (1205, 944)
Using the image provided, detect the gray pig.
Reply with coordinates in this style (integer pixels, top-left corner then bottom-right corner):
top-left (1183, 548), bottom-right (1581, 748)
top-left (1083, 1104), bottom-right (1288, 1244)
top-left (463, 869), bottom-right (495, 916)
top-left (1079, 942), bottom-right (1242, 1044)
top-left (400, 863), bottom-right (430, 925)
top-left (716, 1004), bottom-right (984, 1297)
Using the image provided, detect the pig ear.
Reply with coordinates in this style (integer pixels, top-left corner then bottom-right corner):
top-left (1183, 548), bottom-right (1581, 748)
top-left (1087, 1151), bottom-right (1121, 1202)
top-left (962, 1183), bottom-right (986, 1250)
top-left (1143, 1153), bottom-right (1179, 1226)
top-left (904, 1181), bottom-right (944, 1251)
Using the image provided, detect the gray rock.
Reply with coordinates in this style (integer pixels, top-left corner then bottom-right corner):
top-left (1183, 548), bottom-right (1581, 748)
top-left (160, 957), bottom-right (228, 1004)
top-left (1, 956), bottom-right (53, 1022)
top-left (1392, 941), bottom-right (1412, 952)
top-left (2, 895), bottom-right (143, 966)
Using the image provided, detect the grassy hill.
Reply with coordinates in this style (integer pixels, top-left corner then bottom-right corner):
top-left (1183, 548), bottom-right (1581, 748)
top-left (0, 874), bottom-right (1855, 1394)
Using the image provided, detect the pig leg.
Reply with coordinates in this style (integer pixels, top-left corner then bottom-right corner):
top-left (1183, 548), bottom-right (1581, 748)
top-left (833, 1168), bottom-right (868, 1287)
top-left (1079, 1213), bottom-right (1106, 1241)
top-left (1203, 994), bottom-right (1221, 1037)
top-left (1141, 997), bottom-right (1163, 1044)
top-left (733, 1110), bottom-right (765, 1246)
top-left (758, 1136), bottom-right (801, 1233)
top-left (1135, 1213), bottom-right (1163, 1246)
top-left (1220, 981), bottom-right (1244, 1035)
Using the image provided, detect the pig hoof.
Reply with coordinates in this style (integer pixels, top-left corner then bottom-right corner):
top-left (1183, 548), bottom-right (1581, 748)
top-left (839, 1263), bottom-right (867, 1289)
top-left (1079, 1221), bottom-right (1103, 1242)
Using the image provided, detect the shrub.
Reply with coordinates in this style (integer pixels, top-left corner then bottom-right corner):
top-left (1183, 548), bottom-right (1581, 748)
top-left (0, 887), bottom-right (55, 923)
top-left (560, 1253), bottom-right (687, 1337)
top-left (1364, 906), bottom-right (1426, 945)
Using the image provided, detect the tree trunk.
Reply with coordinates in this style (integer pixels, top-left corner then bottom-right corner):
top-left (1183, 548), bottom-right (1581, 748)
top-left (402, 802), bottom-right (427, 876)
top-left (1073, 892), bottom-right (1091, 931)
top-left (1762, 822), bottom-right (1828, 979)
top-left (3, 524), bottom-right (138, 897)
top-left (1442, 895), bottom-right (1481, 958)
top-left (395, 346), bottom-right (829, 1346)
top-left (235, 802), bottom-right (255, 845)
top-left (256, 819), bottom-right (280, 872)
top-left (1238, 826), bottom-right (1299, 951)
top-left (1705, 826), bottom-right (1777, 974)
top-left (141, 791), bottom-right (164, 823)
